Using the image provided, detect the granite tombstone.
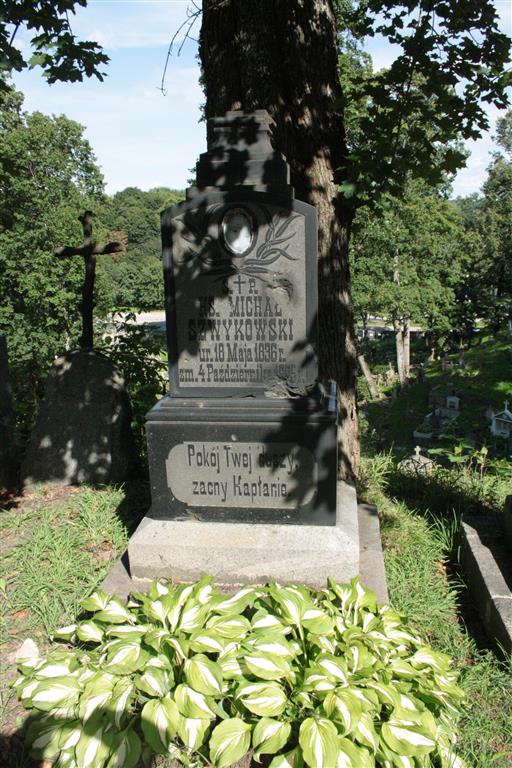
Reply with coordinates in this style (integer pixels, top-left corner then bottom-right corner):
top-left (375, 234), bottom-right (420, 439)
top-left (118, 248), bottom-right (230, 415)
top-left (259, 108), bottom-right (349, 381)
top-left (127, 110), bottom-right (359, 586)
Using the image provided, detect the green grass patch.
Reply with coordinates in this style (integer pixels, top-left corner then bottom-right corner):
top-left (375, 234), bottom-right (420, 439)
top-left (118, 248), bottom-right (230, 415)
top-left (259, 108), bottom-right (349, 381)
top-left (359, 454), bottom-right (512, 768)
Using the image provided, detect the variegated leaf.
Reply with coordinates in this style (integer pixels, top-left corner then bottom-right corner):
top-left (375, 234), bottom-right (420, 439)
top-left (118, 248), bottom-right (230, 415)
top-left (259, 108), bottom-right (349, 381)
top-left (174, 683), bottom-right (216, 719)
top-left (185, 654), bottom-right (224, 695)
top-left (106, 727), bottom-right (142, 768)
top-left (299, 717), bottom-right (339, 768)
top-left (178, 715), bottom-right (210, 751)
top-left (81, 589), bottom-right (110, 612)
top-left (31, 677), bottom-right (81, 711)
top-left (76, 620), bottom-right (104, 644)
top-left (236, 681), bottom-right (288, 717)
top-left (141, 696), bottom-right (180, 754)
top-left (381, 720), bottom-right (436, 757)
top-left (206, 613), bottom-right (251, 640)
top-left (269, 746), bottom-right (304, 768)
top-left (209, 717), bottom-right (252, 768)
top-left (244, 652), bottom-right (291, 681)
top-left (253, 717), bottom-right (291, 756)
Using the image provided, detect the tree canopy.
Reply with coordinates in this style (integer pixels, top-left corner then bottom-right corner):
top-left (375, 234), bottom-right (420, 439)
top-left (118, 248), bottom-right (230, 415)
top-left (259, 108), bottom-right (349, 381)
top-left (0, 0), bottom-right (108, 90)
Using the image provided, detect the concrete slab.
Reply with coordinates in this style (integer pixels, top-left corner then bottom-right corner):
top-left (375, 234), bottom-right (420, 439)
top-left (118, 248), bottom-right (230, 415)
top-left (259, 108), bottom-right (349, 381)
top-left (102, 486), bottom-right (389, 605)
top-left (460, 515), bottom-right (512, 656)
top-left (126, 480), bottom-right (359, 590)
top-left (358, 501), bottom-right (389, 604)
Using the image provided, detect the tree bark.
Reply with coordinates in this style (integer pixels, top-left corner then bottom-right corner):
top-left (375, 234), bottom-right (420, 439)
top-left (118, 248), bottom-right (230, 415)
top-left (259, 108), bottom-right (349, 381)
top-left (200, 0), bottom-right (359, 479)
top-left (357, 354), bottom-right (378, 399)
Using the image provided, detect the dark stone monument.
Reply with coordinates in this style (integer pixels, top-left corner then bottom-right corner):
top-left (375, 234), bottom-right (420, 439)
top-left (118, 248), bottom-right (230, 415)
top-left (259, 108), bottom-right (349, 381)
top-left (23, 213), bottom-right (136, 487)
top-left (127, 110), bottom-right (358, 587)
top-left (0, 335), bottom-right (19, 490)
top-left (23, 350), bottom-right (137, 485)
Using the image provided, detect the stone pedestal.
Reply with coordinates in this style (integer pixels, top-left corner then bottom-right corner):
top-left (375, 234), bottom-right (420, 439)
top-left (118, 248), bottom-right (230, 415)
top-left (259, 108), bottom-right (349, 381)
top-left (127, 110), bottom-right (361, 589)
top-left (127, 480), bottom-right (358, 589)
top-left (146, 395), bottom-right (337, 525)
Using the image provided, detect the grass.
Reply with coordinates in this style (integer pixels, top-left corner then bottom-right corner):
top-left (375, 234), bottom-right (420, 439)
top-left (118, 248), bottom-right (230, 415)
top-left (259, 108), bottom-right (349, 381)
top-left (1, 455), bottom-right (511, 766)
top-left (360, 332), bottom-right (512, 457)
top-left (0, 483), bottom-right (148, 768)
top-left (359, 455), bottom-right (512, 768)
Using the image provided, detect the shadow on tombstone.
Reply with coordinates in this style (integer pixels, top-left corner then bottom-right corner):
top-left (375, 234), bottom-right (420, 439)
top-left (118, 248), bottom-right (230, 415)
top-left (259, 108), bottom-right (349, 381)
top-left (119, 110), bottom-right (360, 590)
top-left (21, 215), bottom-right (139, 488)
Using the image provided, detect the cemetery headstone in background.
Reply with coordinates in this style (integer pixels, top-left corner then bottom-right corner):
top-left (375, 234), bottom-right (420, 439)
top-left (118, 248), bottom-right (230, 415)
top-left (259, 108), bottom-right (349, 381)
top-left (23, 213), bottom-right (137, 486)
top-left (127, 110), bottom-right (359, 587)
top-left (0, 335), bottom-right (19, 490)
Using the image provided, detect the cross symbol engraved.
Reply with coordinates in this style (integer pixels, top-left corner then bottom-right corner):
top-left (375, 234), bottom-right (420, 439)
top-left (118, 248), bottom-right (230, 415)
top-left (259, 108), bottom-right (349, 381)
top-left (232, 274), bottom-right (246, 294)
top-left (55, 211), bottom-right (124, 349)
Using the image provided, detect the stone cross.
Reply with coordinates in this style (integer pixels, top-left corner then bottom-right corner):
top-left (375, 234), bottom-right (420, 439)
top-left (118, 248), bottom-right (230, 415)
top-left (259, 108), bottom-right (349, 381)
top-left (55, 211), bottom-right (123, 349)
top-left (414, 445), bottom-right (421, 459)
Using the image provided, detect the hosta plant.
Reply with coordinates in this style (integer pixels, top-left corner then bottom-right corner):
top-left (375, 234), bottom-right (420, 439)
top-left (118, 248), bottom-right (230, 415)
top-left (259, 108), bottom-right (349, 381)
top-left (14, 576), bottom-right (466, 768)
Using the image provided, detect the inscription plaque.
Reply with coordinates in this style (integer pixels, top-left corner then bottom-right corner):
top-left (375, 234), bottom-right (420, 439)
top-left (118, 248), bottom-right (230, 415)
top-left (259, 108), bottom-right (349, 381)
top-left (166, 441), bottom-right (316, 508)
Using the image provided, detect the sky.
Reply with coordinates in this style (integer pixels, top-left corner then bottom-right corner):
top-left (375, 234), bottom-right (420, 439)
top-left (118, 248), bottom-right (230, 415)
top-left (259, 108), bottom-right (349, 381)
top-left (12, 0), bottom-right (512, 198)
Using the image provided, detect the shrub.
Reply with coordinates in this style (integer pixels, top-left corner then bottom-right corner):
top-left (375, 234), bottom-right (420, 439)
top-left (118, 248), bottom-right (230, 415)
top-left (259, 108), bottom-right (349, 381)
top-left (14, 577), bottom-right (466, 768)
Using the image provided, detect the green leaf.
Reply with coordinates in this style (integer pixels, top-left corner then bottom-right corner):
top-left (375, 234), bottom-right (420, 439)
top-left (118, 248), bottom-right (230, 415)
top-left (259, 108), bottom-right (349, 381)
top-left (135, 666), bottom-right (172, 698)
top-left (141, 696), bottom-right (180, 754)
top-left (299, 717), bottom-right (339, 768)
top-left (106, 728), bottom-right (142, 768)
top-left (269, 747), bottom-right (304, 768)
top-left (81, 589), bottom-right (110, 612)
top-left (381, 720), bottom-right (436, 757)
top-left (76, 620), bottom-right (104, 644)
top-left (178, 716), bottom-right (210, 751)
top-left (253, 717), bottom-right (291, 756)
top-left (209, 717), bottom-right (252, 768)
top-left (175, 683), bottom-right (217, 719)
top-left (31, 677), bottom-right (81, 711)
top-left (102, 639), bottom-right (149, 675)
top-left (236, 680), bottom-right (288, 717)
top-left (243, 652), bottom-right (291, 681)
top-left (185, 654), bottom-right (224, 696)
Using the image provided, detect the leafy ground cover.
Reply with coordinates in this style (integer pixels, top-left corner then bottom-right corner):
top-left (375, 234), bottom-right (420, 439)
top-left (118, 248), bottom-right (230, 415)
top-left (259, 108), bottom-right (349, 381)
top-left (0, 461), bottom-right (511, 767)
top-left (0, 483), bottom-right (149, 767)
top-left (359, 455), bottom-right (512, 768)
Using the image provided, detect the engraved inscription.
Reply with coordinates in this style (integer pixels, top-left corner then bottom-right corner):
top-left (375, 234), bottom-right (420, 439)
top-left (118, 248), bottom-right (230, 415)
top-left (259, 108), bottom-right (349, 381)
top-left (166, 441), bottom-right (316, 509)
top-left (173, 204), bottom-right (308, 389)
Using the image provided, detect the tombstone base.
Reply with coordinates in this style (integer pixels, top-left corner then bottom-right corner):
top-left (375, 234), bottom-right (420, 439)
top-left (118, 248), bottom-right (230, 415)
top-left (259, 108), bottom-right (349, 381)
top-left (126, 480), bottom-right (358, 589)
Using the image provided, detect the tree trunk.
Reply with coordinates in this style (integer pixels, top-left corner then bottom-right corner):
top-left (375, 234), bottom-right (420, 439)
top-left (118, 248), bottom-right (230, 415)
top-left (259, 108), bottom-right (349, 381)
top-left (200, 0), bottom-right (359, 479)
top-left (357, 354), bottom-right (378, 399)
top-left (393, 319), bottom-right (406, 387)
top-left (403, 316), bottom-right (410, 380)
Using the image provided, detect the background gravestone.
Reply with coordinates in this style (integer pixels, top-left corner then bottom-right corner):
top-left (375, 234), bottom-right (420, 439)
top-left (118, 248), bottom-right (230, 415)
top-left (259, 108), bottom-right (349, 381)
top-left (0, 335), bottom-right (19, 490)
top-left (23, 350), bottom-right (137, 485)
